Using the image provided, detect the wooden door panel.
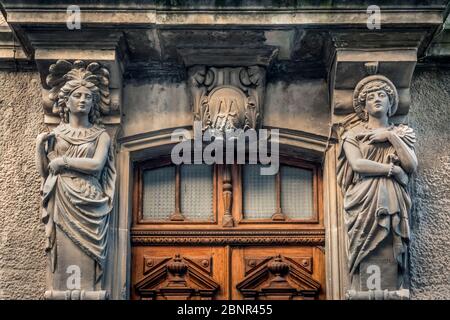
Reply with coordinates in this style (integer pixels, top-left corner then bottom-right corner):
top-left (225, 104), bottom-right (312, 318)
top-left (131, 246), bottom-right (229, 300)
top-left (231, 246), bottom-right (326, 300)
top-left (131, 245), bottom-right (326, 300)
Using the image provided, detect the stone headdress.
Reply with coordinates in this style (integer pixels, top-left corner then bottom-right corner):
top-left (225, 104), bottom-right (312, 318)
top-left (45, 60), bottom-right (112, 121)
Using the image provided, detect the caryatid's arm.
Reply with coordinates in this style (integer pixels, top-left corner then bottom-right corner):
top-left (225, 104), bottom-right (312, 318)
top-left (388, 132), bottom-right (418, 174)
top-left (343, 139), bottom-right (409, 186)
top-left (36, 132), bottom-right (54, 178)
top-left (48, 132), bottom-right (111, 176)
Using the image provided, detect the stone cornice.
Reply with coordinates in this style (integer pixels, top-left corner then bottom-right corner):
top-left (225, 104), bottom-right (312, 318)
top-left (1, 1), bottom-right (449, 73)
top-left (2, 8), bottom-right (446, 27)
top-left (1, 0), bottom-right (447, 27)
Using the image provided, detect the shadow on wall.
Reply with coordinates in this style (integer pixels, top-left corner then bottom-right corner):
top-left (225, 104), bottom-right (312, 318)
top-left (408, 68), bottom-right (450, 300)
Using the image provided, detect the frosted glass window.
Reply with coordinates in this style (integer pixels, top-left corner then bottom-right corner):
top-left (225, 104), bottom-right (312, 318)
top-left (180, 164), bottom-right (214, 221)
top-left (243, 164), bottom-right (277, 219)
top-left (142, 166), bottom-right (175, 220)
top-left (280, 166), bottom-right (314, 219)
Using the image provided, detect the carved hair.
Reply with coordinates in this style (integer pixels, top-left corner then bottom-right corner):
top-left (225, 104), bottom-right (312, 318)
top-left (46, 60), bottom-right (111, 124)
top-left (353, 75), bottom-right (398, 121)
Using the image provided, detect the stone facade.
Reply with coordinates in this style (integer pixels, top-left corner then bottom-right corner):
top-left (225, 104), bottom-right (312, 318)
top-left (0, 71), bottom-right (46, 299)
top-left (409, 69), bottom-right (450, 300)
top-left (0, 68), bottom-right (448, 300)
top-left (0, 1), bottom-right (449, 300)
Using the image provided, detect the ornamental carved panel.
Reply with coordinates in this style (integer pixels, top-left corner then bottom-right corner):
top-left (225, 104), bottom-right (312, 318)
top-left (188, 66), bottom-right (266, 132)
top-left (134, 254), bottom-right (220, 300)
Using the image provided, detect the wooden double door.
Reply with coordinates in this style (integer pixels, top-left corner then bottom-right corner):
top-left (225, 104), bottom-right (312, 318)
top-left (130, 158), bottom-right (326, 300)
top-left (131, 245), bottom-right (325, 300)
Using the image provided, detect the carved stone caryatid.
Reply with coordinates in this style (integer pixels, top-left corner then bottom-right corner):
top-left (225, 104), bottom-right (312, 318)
top-left (336, 64), bottom-right (417, 300)
top-left (36, 60), bottom-right (116, 300)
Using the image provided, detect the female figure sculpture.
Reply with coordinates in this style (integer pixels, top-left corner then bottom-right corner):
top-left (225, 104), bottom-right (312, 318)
top-left (337, 73), bottom-right (417, 298)
top-left (36, 60), bottom-right (116, 297)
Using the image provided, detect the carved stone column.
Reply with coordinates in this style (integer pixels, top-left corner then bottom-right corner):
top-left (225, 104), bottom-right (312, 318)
top-left (330, 49), bottom-right (418, 300)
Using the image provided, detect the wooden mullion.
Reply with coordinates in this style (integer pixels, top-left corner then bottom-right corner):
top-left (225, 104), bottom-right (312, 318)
top-left (271, 170), bottom-right (285, 221)
top-left (170, 165), bottom-right (185, 221)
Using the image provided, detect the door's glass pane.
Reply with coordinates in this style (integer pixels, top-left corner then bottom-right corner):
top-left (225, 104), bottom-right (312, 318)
top-left (243, 164), bottom-right (277, 219)
top-left (180, 164), bottom-right (214, 221)
top-left (142, 166), bottom-right (175, 220)
top-left (280, 166), bottom-right (314, 219)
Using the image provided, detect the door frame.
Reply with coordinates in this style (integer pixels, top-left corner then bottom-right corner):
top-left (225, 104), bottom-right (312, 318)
top-left (105, 125), bottom-right (347, 300)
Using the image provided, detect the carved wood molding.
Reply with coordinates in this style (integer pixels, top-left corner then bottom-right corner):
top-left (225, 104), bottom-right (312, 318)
top-left (131, 230), bottom-right (325, 245)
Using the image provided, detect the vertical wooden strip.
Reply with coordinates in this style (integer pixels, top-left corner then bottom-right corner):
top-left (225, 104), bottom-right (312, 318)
top-left (170, 165), bottom-right (184, 221)
top-left (222, 164), bottom-right (235, 227)
top-left (175, 165), bottom-right (180, 214)
top-left (272, 170), bottom-right (285, 221)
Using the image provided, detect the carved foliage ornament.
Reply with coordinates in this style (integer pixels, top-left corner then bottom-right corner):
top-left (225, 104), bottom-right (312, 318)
top-left (188, 66), bottom-right (266, 132)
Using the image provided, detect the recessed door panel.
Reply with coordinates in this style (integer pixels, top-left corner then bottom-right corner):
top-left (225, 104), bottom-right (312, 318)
top-left (131, 246), bottom-right (229, 300)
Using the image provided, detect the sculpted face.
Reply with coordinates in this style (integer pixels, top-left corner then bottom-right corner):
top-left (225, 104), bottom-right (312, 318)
top-left (67, 86), bottom-right (94, 116)
top-left (365, 89), bottom-right (390, 118)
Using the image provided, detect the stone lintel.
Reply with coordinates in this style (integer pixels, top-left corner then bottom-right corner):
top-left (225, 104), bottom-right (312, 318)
top-left (177, 46), bottom-right (278, 67)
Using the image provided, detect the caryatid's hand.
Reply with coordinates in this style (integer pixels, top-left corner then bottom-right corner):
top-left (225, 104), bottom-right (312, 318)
top-left (392, 165), bottom-right (409, 187)
top-left (357, 128), bottom-right (393, 144)
top-left (48, 157), bottom-right (65, 175)
top-left (36, 132), bottom-right (55, 151)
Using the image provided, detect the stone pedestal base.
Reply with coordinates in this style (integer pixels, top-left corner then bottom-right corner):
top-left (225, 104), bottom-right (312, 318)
top-left (44, 290), bottom-right (108, 300)
top-left (346, 289), bottom-right (410, 300)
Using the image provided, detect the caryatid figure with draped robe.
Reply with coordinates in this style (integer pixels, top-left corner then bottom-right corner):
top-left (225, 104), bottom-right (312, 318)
top-left (337, 73), bottom-right (417, 299)
top-left (36, 60), bottom-right (116, 299)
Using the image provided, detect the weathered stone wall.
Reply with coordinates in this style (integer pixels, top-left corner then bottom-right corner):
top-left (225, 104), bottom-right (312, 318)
top-left (0, 68), bottom-right (448, 299)
top-left (0, 71), bottom-right (46, 299)
top-left (409, 68), bottom-right (450, 300)
top-left (121, 79), bottom-right (330, 138)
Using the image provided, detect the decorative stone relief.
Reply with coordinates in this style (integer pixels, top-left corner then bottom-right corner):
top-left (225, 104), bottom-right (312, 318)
top-left (188, 65), bottom-right (266, 133)
top-left (36, 60), bottom-right (116, 300)
top-left (336, 63), bottom-right (417, 300)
